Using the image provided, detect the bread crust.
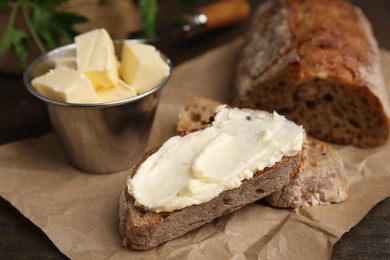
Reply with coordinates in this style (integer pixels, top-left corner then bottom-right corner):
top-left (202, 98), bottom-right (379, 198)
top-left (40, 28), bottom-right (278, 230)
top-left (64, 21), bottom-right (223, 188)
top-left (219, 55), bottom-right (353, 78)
top-left (233, 0), bottom-right (390, 147)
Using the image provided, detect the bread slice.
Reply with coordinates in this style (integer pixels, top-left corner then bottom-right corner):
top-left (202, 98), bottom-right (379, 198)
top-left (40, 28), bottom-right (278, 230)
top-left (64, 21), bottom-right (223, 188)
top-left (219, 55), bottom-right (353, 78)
top-left (265, 137), bottom-right (348, 208)
top-left (232, 0), bottom-right (389, 148)
top-left (177, 97), bottom-right (221, 134)
top-left (119, 107), bottom-right (304, 250)
top-left (177, 97), bottom-right (348, 208)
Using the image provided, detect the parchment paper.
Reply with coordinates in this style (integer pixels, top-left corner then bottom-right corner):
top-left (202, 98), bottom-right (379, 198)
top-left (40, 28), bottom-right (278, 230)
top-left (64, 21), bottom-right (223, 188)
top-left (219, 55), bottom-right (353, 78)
top-left (0, 39), bottom-right (389, 260)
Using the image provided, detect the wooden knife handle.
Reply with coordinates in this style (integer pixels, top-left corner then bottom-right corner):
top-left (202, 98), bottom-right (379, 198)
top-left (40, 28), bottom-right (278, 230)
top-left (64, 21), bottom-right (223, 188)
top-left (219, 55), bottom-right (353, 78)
top-left (199, 0), bottom-right (251, 30)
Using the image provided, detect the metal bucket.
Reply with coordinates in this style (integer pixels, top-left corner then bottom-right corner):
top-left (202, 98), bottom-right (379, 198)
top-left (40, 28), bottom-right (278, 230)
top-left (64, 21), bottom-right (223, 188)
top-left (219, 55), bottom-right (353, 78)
top-left (23, 42), bottom-right (171, 174)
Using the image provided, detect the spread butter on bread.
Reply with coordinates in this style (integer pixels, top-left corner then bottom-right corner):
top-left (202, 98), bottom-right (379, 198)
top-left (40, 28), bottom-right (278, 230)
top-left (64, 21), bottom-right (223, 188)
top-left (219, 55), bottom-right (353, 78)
top-left (177, 97), bottom-right (348, 208)
top-left (232, 0), bottom-right (390, 148)
top-left (119, 105), bottom-right (305, 250)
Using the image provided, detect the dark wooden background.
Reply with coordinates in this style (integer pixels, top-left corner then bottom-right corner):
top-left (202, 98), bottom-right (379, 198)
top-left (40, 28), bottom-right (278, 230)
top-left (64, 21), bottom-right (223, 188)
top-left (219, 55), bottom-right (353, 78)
top-left (0, 0), bottom-right (389, 259)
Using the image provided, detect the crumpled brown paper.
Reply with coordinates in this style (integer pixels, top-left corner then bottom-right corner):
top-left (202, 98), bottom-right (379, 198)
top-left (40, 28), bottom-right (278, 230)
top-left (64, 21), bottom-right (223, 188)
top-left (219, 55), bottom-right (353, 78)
top-left (0, 39), bottom-right (389, 260)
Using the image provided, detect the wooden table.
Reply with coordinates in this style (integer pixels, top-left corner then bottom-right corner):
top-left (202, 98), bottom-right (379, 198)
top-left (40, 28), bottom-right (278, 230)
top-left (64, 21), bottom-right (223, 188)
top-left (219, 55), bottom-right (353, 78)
top-left (0, 0), bottom-right (389, 258)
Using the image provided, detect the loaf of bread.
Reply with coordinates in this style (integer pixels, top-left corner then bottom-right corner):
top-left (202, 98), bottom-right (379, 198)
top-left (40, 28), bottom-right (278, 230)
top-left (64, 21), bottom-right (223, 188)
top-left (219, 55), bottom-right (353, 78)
top-left (119, 106), bottom-right (304, 250)
top-left (232, 0), bottom-right (390, 148)
top-left (178, 97), bottom-right (348, 208)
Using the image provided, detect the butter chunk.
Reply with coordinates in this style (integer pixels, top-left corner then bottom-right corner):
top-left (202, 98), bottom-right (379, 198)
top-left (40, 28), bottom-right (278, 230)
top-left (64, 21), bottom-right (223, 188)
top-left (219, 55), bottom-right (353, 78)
top-left (97, 80), bottom-right (137, 103)
top-left (120, 42), bottom-right (169, 94)
top-left (53, 57), bottom-right (77, 70)
top-left (31, 67), bottom-right (98, 103)
top-left (75, 28), bottom-right (119, 89)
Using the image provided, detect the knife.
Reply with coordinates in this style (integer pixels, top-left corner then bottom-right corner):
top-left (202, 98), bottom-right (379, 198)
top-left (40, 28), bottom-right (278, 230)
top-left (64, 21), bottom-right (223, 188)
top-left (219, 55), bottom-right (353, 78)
top-left (180, 0), bottom-right (251, 37)
top-left (146, 0), bottom-right (251, 65)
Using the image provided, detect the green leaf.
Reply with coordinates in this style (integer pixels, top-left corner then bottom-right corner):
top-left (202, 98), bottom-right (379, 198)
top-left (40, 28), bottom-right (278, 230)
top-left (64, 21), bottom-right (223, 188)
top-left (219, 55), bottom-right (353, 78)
top-left (31, 5), bottom-right (57, 48)
top-left (137, 0), bottom-right (158, 39)
top-left (50, 11), bottom-right (88, 43)
top-left (12, 36), bottom-right (29, 67)
top-left (30, 4), bottom-right (87, 49)
top-left (0, 26), bottom-right (27, 54)
top-left (54, 11), bottom-right (88, 28)
top-left (0, 0), bottom-right (87, 67)
top-left (180, 0), bottom-right (198, 10)
top-left (0, 26), bottom-right (28, 67)
top-left (0, 0), bottom-right (9, 10)
top-left (33, 0), bottom-right (69, 9)
top-left (101, 0), bottom-right (116, 4)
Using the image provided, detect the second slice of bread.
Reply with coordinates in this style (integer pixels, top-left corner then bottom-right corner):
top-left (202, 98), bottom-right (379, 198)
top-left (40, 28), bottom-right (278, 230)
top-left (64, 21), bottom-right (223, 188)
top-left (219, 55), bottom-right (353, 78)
top-left (265, 137), bottom-right (348, 208)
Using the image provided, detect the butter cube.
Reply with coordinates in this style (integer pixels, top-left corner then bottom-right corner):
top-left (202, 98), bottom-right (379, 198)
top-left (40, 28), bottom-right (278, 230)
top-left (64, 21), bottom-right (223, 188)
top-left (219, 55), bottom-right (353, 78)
top-left (75, 28), bottom-right (119, 89)
top-left (97, 80), bottom-right (137, 103)
top-left (53, 57), bottom-right (77, 70)
top-left (120, 42), bottom-right (169, 94)
top-left (31, 67), bottom-right (98, 103)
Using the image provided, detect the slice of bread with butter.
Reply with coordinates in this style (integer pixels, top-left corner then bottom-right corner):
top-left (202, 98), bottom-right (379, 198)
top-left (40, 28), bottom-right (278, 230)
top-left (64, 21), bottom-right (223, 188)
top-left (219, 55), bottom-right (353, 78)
top-left (119, 105), bottom-right (306, 250)
top-left (177, 97), bottom-right (348, 208)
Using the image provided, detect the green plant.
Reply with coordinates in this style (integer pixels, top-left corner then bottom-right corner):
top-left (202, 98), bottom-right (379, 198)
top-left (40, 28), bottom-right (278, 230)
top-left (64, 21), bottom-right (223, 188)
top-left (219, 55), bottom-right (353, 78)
top-left (0, 0), bottom-right (199, 68)
top-left (0, 0), bottom-right (87, 68)
top-left (136, 0), bottom-right (199, 39)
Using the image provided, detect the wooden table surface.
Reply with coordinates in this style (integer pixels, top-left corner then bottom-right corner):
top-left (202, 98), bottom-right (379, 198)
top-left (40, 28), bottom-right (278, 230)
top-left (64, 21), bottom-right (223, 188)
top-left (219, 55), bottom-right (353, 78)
top-left (0, 0), bottom-right (389, 259)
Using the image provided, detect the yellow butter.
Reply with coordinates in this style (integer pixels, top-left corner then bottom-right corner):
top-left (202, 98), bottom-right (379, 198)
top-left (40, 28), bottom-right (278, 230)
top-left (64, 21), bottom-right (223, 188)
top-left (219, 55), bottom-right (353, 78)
top-left (96, 79), bottom-right (137, 103)
top-left (53, 57), bottom-right (77, 70)
top-left (75, 28), bottom-right (119, 89)
top-left (31, 67), bottom-right (98, 103)
top-left (120, 42), bottom-right (169, 94)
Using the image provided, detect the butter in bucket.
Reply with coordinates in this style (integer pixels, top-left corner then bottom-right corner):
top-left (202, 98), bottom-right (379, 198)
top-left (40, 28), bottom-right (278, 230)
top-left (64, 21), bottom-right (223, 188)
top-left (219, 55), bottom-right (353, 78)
top-left (24, 28), bottom-right (171, 174)
top-left (31, 28), bottom-right (170, 104)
